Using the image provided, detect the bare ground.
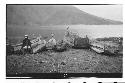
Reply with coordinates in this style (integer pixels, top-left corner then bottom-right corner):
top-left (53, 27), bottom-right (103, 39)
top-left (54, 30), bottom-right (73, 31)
top-left (6, 49), bottom-right (123, 74)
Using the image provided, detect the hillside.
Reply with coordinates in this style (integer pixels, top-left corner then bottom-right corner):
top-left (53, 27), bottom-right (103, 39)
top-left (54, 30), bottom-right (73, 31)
top-left (7, 5), bottom-right (122, 26)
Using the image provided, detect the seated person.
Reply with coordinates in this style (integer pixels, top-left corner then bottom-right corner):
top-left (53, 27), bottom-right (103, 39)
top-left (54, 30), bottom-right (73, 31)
top-left (21, 35), bottom-right (32, 54)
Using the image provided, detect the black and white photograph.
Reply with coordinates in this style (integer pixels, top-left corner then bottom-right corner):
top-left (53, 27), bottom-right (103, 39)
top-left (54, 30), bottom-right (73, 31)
top-left (52, 82), bottom-right (125, 83)
top-left (6, 4), bottom-right (123, 79)
top-left (98, 82), bottom-right (125, 83)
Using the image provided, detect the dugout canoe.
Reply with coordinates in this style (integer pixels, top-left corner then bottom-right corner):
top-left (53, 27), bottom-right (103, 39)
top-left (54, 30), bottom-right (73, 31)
top-left (90, 41), bottom-right (121, 54)
top-left (90, 41), bottom-right (105, 53)
top-left (12, 37), bottom-right (46, 54)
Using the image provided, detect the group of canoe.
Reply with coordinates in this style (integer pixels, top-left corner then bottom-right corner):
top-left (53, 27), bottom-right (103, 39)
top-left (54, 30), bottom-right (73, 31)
top-left (6, 27), bottom-right (123, 55)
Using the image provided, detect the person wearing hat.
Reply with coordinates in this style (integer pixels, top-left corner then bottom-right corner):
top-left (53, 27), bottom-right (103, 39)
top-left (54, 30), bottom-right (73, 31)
top-left (21, 35), bottom-right (32, 54)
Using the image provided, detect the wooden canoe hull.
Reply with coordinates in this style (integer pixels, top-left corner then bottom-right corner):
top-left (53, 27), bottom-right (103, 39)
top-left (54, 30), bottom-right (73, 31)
top-left (13, 37), bottom-right (46, 53)
top-left (90, 46), bottom-right (104, 53)
top-left (90, 42), bottom-right (104, 53)
top-left (90, 41), bottom-right (121, 54)
top-left (73, 37), bottom-right (90, 48)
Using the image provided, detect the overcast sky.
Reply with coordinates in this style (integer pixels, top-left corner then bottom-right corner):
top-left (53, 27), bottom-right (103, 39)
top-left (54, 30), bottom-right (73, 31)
top-left (74, 5), bottom-right (122, 21)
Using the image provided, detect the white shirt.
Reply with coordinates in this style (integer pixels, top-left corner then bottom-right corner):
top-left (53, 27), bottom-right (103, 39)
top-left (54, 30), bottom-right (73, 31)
top-left (48, 37), bottom-right (56, 45)
top-left (42, 40), bottom-right (47, 45)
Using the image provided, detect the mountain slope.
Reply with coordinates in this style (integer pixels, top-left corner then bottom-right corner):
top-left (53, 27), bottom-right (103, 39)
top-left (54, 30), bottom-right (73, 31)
top-left (7, 5), bottom-right (122, 26)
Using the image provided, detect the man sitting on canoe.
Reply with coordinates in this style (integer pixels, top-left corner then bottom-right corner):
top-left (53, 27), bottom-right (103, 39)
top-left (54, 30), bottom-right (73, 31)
top-left (21, 35), bottom-right (32, 54)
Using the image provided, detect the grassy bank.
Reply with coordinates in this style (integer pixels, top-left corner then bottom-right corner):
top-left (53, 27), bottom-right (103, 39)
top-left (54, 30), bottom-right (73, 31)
top-left (7, 48), bottom-right (122, 74)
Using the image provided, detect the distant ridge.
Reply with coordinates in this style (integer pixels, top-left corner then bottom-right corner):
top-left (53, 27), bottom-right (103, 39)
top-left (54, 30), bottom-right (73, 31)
top-left (7, 5), bottom-right (122, 26)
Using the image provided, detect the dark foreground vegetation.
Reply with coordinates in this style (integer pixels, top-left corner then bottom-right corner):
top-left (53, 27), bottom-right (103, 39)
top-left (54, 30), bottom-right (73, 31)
top-left (7, 48), bottom-right (122, 74)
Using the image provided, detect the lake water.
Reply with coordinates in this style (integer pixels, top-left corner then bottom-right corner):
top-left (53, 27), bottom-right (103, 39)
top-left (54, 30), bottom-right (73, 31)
top-left (69, 25), bottom-right (123, 38)
top-left (40, 25), bottom-right (123, 39)
top-left (7, 25), bottom-right (123, 44)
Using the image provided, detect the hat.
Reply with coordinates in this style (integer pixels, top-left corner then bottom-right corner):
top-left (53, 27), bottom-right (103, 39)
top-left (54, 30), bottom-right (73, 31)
top-left (25, 35), bottom-right (28, 37)
top-left (24, 35), bottom-right (28, 38)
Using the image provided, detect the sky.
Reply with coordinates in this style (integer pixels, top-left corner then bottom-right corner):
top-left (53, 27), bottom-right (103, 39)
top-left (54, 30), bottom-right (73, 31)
top-left (74, 5), bottom-right (122, 21)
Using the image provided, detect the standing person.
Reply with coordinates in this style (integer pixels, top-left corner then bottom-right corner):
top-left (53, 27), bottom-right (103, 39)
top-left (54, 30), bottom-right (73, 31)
top-left (48, 33), bottom-right (57, 50)
top-left (64, 26), bottom-right (74, 46)
top-left (21, 35), bottom-right (32, 54)
top-left (65, 26), bottom-right (70, 37)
